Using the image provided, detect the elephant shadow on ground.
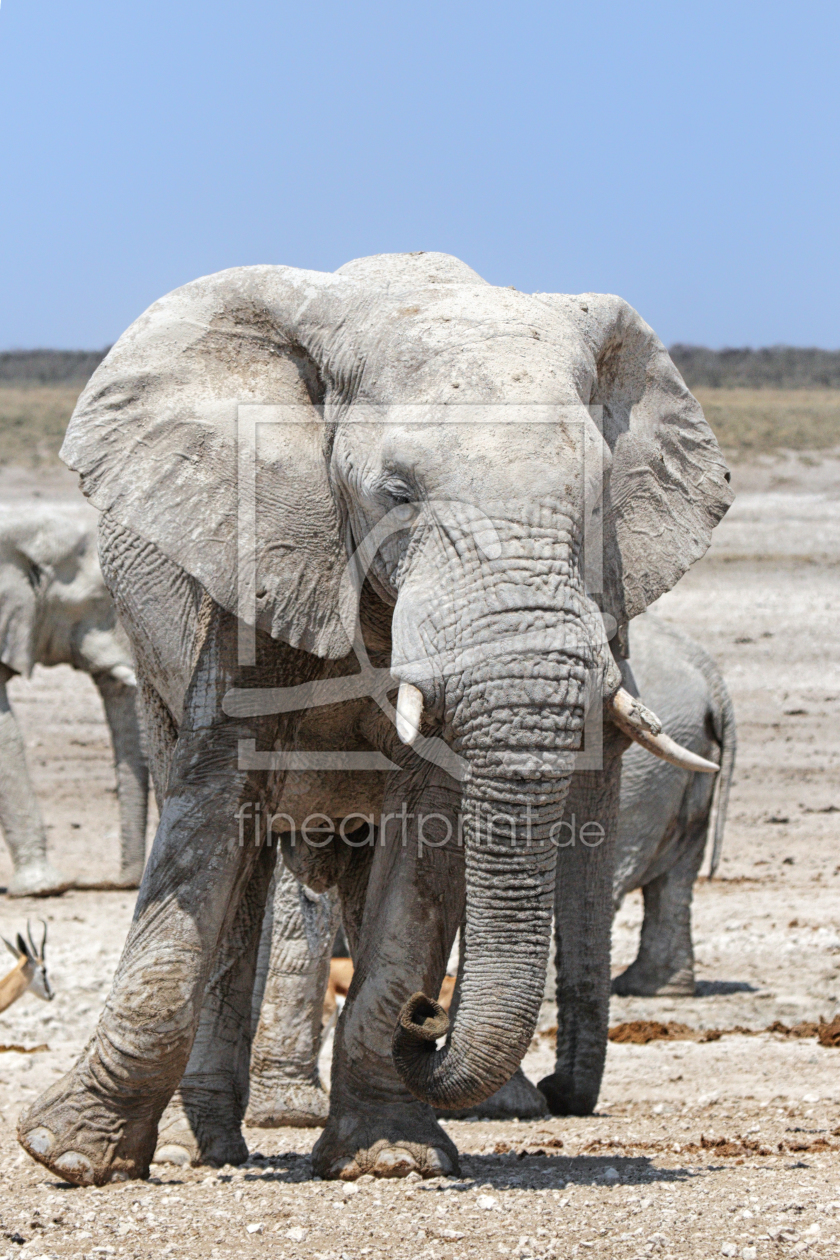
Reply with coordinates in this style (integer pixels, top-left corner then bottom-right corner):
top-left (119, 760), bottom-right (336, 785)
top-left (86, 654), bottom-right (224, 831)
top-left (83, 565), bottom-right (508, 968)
top-left (213, 1152), bottom-right (697, 1189)
top-left (693, 980), bottom-right (758, 997)
top-left (449, 1154), bottom-right (694, 1189)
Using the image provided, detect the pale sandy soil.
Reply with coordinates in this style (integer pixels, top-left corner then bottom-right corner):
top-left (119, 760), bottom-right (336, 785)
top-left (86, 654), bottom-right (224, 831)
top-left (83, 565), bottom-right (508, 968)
top-left (0, 450), bottom-right (839, 1260)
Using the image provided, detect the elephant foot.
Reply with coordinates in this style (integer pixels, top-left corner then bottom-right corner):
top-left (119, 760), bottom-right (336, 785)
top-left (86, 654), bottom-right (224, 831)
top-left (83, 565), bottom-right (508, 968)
top-left (311, 1101), bottom-right (459, 1181)
top-left (18, 1061), bottom-right (157, 1185)
top-left (245, 1076), bottom-right (330, 1129)
top-left (611, 960), bottom-right (695, 997)
top-left (438, 1068), bottom-right (548, 1121)
top-left (153, 1089), bottom-right (249, 1168)
top-left (7, 859), bottom-right (72, 898)
top-left (537, 1073), bottom-right (598, 1117)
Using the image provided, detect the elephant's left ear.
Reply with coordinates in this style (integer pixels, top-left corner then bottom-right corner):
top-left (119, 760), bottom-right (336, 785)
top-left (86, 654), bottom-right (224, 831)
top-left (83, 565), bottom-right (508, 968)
top-left (535, 293), bottom-right (733, 624)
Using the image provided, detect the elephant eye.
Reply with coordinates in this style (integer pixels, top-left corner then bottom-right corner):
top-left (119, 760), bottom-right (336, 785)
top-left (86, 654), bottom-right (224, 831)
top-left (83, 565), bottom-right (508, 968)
top-left (392, 501), bottom-right (417, 522)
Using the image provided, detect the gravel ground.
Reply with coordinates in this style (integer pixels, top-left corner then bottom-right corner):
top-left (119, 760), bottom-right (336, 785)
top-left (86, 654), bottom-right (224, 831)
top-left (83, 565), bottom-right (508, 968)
top-left (0, 450), bottom-right (839, 1259)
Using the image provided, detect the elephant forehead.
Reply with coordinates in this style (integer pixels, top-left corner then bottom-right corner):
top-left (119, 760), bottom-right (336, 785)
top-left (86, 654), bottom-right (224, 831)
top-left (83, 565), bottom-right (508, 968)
top-left (349, 288), bottom-right (594, 404)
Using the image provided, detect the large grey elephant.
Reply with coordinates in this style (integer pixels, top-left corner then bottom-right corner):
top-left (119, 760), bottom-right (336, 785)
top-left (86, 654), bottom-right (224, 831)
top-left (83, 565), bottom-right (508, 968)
top-left (211, 611), bottom-right (734, 1137)
top-left (0, 505), bottom-right (149, 895)
top-left (18, 252), bottom-right (731, 1186)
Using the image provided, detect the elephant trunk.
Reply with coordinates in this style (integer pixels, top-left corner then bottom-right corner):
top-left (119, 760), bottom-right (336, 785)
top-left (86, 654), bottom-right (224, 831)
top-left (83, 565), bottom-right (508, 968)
top-left (393, 657), bottom-right (584, 1109)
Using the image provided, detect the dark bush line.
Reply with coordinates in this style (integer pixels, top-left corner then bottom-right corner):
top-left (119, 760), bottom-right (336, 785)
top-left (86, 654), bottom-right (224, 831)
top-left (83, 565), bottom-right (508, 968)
top-left (0, 349), bottom-right (109, 386)
top-left (2, 344), bottom-right (840, 390)
top-left (671, 345), bottom-right (840, 389)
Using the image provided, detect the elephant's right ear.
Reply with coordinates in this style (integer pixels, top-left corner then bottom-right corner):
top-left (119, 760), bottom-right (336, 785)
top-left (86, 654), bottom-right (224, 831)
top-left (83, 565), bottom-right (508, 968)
top-left (61, 266), bottom-right (357, 659)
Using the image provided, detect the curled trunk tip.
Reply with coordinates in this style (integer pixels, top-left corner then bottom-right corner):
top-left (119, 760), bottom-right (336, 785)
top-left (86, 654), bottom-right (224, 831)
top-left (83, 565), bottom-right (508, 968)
top-left (393, 992), bottom-right (449, 1051)
top-left (392, 994), bottom-right (454, 1101)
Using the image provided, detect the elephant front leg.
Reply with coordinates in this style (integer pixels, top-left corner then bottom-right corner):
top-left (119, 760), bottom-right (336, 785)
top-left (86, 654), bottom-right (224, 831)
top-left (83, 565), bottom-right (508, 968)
top-left (539, 726), bottom-right (624, 1116)
top-left (95, 674), bottom-right (150, 888)
top-left (0, 665), bottom-right (70, 897)
top-left (245, 861), bottom-right (340, 1129)
top-left (17, 607), bottom-right (291, 1185)
top-left (312, 774), bottom-right (464, 1180)
top-left (154, 840), bottom-right (277, 1167)
top-left (612, 822), bottom-right (707, 997)
top-left (17, 777), bottom-right (268, 1184)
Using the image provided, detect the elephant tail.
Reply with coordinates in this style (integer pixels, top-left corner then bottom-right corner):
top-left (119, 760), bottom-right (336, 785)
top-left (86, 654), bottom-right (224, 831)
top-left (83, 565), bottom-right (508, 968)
top-left (707, 673), bottom-right (736, 879)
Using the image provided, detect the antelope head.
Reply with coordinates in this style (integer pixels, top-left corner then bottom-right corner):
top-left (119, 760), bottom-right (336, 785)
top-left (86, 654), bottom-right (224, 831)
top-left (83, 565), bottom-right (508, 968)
top-left (0, 921), bottom-right (53, 1014)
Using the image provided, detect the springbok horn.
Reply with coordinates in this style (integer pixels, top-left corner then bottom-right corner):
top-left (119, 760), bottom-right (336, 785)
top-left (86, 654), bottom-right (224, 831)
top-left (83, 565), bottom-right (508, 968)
top-left (608, 688), bottom-right (720, 774)
top-left (396, 683), bottom-right (424, 746)
top-left (32, 919), bottom-right (46, 958)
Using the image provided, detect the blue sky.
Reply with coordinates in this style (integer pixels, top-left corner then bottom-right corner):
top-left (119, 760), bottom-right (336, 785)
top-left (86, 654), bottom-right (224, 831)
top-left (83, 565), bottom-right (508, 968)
top-left (0, 1), bottom-right (838, 350)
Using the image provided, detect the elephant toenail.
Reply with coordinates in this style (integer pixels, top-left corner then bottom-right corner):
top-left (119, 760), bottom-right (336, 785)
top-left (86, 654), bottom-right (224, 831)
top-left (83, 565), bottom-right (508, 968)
top-left (109, 1170), bottom-right (130, 1182)
top-left (373, 1147), bottom-right (418, 1177)
top-left (54, 1151), bottom-right (95, 1184)
top-left (21, 1127), bottom-right (55, 1157)
top-left (424, 1147), bottom-right (454, 1175)
top-left (331, 1157), bottom-right (361, 1180)
top-left (153, 1144), bottom-right (192, 1167)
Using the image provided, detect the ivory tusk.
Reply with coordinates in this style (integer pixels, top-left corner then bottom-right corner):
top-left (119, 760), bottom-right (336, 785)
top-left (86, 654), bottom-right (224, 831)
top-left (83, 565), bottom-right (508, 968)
top-left (396, 683), bottom-right (424, 746)
top-left (608, 687), bottom-right (720, 774)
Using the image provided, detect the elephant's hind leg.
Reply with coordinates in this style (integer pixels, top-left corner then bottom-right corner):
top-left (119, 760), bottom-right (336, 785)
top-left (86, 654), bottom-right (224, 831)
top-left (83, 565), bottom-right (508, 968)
top-left (611, 821), bottom-right (707, 997)
top-left (0, 665), bottom-right (70, 897)
top-left (94, 674), bottom-right (150, 888)
top-left (245, 862), bottom-right (340, 1128)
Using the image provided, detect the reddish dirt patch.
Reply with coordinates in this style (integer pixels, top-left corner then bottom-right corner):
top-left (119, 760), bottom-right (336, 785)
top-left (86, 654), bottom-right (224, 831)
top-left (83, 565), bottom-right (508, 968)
top-left (607, 1017), bottom-right (840, 1046)
top-left (608, 1021), bottom-right (697, 1044)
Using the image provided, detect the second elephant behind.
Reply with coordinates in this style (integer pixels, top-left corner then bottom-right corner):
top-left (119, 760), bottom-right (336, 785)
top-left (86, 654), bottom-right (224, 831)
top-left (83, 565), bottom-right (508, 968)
top-left (0, 504), bottom-right (150, 896)
top-left (609, 611), bottom-right (735, 997)
top-left (193, 610), bottom-right (735, 1141)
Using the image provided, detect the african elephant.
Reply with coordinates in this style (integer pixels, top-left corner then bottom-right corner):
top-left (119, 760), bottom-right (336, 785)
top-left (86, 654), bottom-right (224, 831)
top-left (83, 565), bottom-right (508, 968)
top-left (232, 611), bottom-right (735, 1132)
top-left (607, 611), bottom-right (735, 996)
top-left (0, 504), bottom-right (149, 896)
top-left (18, 251), bottom-right (731, 1186)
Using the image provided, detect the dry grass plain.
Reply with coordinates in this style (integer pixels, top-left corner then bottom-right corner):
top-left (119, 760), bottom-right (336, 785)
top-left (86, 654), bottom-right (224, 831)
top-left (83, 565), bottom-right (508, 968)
top-left (0, 402), bottom-right (839, 1257)
top-left (0, 387), bottom-right (82, 467)
top-left (694, 389), bottom-right (840, 455)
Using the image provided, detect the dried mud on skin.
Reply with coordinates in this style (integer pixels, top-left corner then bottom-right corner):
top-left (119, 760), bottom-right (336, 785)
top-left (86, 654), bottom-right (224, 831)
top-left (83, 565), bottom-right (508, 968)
top-left (1, 453), bottom-right (840, 1257)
